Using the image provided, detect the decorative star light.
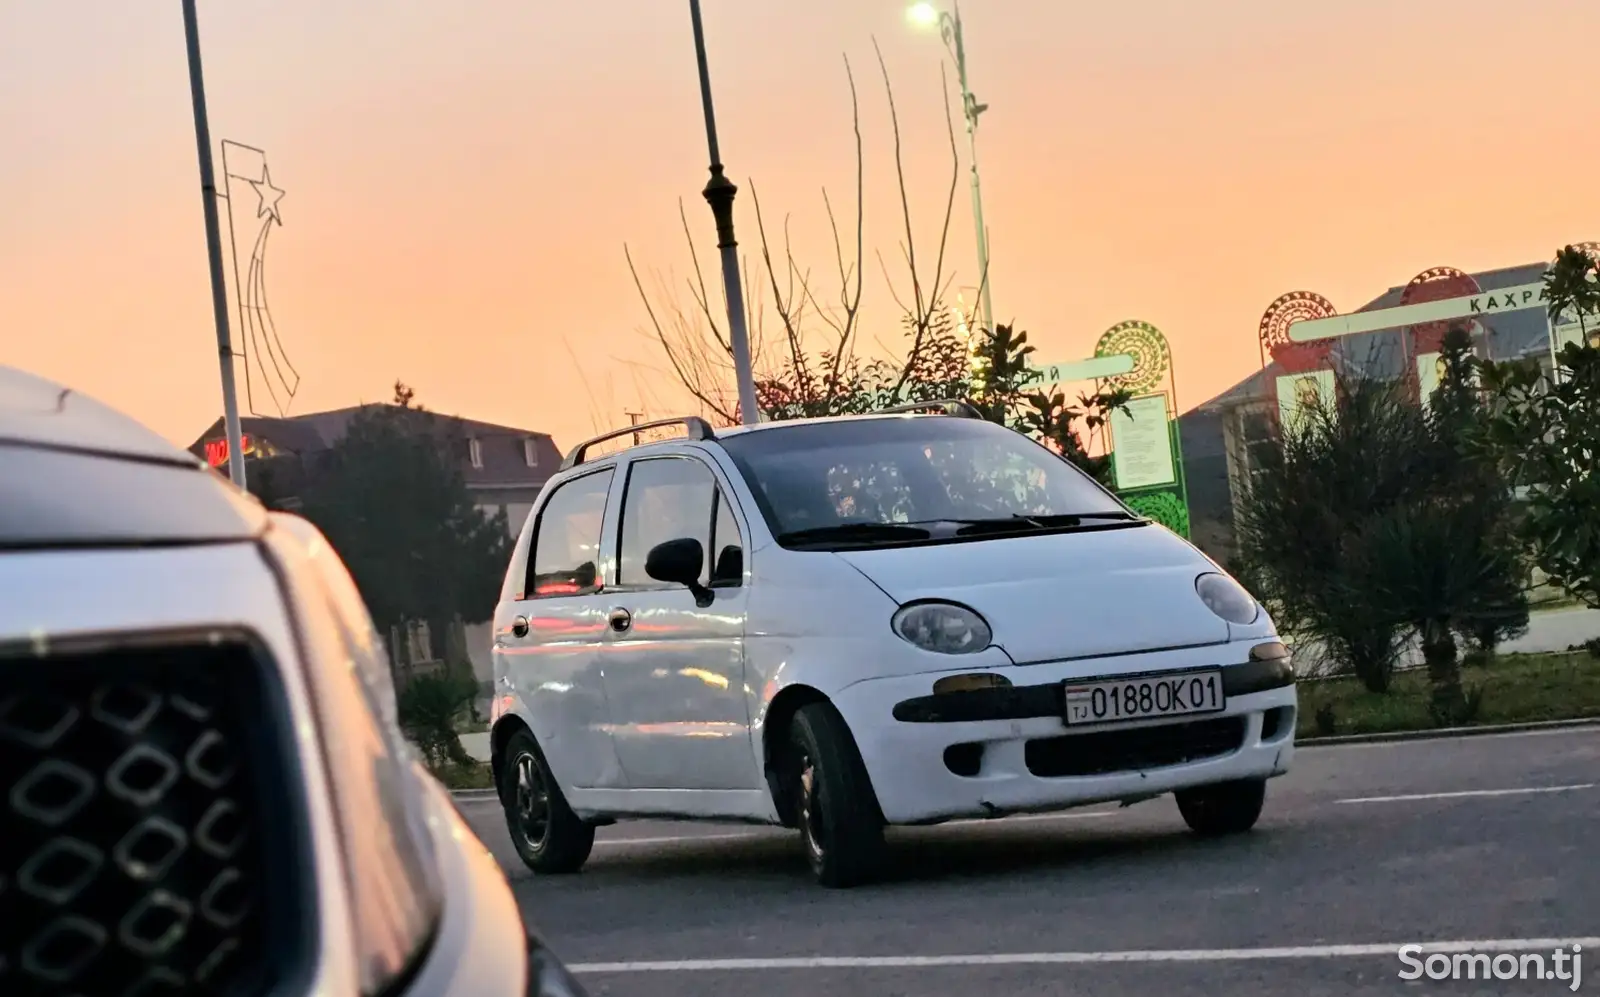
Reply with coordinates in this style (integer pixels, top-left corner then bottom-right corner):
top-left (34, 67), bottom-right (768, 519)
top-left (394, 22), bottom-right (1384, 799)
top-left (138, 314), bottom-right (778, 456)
top-left (249, 166), bottom-right (285, 224)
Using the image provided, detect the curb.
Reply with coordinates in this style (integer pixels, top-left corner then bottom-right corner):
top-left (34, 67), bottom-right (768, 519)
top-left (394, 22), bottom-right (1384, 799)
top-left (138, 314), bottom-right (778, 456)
top-left (449, 788), bottom-right (500, 800)
top-left (1298, 716), bottom-right (1600, 746)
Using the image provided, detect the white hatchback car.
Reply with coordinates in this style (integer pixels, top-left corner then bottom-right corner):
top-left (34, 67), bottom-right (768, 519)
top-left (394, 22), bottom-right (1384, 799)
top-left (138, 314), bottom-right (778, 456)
top-left (489, 404), bottom-right (1297, 887)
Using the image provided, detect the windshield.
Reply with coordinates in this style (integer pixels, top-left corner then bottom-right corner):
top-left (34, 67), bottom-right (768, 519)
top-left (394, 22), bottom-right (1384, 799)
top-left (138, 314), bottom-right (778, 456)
top-left (718, 416), bottom-right (1129, 539)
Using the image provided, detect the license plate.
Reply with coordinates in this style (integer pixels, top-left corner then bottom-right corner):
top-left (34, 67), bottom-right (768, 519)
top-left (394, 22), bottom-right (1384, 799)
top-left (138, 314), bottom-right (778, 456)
top-left (1063, 670), bottom-right (1226, 726)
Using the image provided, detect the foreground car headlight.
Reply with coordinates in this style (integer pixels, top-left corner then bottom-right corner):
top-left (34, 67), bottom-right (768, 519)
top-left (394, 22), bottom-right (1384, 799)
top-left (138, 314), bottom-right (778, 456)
top-left (892, 600), bottom-right (993, 654)
top-left (1195, 571), bottom-right (1260, 625)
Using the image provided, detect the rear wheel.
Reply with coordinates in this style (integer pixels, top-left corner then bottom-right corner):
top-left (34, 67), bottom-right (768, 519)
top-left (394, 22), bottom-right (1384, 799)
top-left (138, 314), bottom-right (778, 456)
top-left (788, 702), bottom-right (886, 888)
top-left (1175, 778), bottom-right (1266, 836)
top-left (502, 730), bottom-right (594, 874)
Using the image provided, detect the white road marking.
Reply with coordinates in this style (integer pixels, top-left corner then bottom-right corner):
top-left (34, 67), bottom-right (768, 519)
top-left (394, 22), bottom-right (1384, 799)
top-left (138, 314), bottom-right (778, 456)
top-left (1337, 783), bottom-right (1595, 805)
top-left (591, 810), bottom-right (1119, 849)
top-left (567, 937), bottom-right (1600, 974)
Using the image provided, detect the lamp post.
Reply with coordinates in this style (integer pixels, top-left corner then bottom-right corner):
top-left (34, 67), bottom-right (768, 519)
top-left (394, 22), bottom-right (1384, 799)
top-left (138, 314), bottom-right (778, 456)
top-left (908, 1), bottom-right (994, 337)
top-left (180, 0), bottom-right (247, 487)
top-left (687, 0), bottom-right (761, 426)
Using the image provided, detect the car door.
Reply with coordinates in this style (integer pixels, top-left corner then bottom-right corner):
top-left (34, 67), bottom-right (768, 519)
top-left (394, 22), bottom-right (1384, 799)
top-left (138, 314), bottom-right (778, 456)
top-left (596, 452), bottom-right (757, 790)
top-left (495, 466), bottom-right (627, 790)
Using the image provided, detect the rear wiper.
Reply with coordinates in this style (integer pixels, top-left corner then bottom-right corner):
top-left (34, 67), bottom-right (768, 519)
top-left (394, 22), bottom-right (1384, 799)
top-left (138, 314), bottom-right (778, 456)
top-left (776, 522), bottom-right (934, 546)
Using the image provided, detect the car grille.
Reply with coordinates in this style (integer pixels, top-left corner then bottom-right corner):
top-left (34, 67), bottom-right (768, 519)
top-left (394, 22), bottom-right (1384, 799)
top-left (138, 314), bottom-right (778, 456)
top-left (1024, 716), bottom-right (1248, 778)
top-left (1, 635), bottom-right (302, 997)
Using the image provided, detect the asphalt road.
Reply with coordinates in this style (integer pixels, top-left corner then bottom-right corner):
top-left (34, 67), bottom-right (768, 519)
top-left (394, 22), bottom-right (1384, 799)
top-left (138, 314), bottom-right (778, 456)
top-left (457, 727), bottom-right (1600, 996)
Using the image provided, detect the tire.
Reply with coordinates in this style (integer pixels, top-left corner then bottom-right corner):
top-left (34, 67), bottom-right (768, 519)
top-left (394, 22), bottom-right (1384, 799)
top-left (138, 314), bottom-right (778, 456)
top-left (501, 730), bottom-right (595, 874)
top-left (1175, 778), bottom-right (1266, 836)
top-left (788, 702), bottom-right (886, 888)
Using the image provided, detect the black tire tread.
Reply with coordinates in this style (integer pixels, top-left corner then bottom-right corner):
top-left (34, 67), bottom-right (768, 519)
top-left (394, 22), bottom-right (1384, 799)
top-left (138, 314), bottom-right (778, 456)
top-left (791, 701), bottom-right (886, 888)
top-left (1175, 778), bottom-right (1266, 836)
top-left (503, 730), bottom-right (595, 874)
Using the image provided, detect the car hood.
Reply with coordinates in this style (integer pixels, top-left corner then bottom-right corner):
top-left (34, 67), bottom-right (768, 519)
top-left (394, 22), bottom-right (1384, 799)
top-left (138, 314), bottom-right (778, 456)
top-left (835, 524), bottom-right (1231, 664)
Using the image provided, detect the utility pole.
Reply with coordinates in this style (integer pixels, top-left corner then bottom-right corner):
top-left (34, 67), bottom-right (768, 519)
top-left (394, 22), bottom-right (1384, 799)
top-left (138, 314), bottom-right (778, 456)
top-left (948, 2), bottom-right (994, 337)
top-left (911, 2), bottom-right (994, 335)
top-left (687, 0), bottom-right (760, 426)
top-left (181, 0), bottom-right (247, 488)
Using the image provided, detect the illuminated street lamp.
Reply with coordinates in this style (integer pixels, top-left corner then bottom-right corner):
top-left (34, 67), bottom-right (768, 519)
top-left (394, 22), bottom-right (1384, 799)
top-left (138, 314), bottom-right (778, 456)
top-left (908, 1), bottom-right (994, 337)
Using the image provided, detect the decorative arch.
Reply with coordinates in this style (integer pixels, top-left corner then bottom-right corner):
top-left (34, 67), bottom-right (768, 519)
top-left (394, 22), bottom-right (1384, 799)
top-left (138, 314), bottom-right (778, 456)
top-left (1399, 266), bottom-right (1481, 356)
top-left (1258, 291), bottom-right (1338, 373)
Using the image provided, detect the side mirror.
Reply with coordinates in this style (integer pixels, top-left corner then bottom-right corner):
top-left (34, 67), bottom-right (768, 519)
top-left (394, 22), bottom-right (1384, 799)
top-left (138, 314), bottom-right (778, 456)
top-left (645, 537), bottom-right (704, 586)
top-left (645, 538), bottom-right (712, 605)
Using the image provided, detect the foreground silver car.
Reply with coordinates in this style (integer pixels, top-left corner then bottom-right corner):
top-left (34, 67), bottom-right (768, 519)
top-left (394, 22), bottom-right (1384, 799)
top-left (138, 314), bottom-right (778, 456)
top-left (0, 365), bottom-right (585, 996)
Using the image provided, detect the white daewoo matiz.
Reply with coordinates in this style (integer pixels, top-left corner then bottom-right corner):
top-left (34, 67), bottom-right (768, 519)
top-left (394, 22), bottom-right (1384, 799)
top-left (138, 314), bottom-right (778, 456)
top-left (489, 403), bottom-right (1297, 887)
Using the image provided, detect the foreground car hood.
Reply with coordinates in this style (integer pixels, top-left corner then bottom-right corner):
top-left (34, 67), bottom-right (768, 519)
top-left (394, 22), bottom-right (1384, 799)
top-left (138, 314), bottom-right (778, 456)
top-left (835, 525), bottom-right (1230, 664)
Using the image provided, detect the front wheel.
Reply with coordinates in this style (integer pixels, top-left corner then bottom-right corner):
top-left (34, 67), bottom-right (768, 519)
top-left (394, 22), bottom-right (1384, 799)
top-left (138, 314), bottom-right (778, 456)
top-left (788, 702), bottom-right (886, 888)
top-left (501, 730), bottom-right (594, 874)
top-left (1175, 778), bottom-right (1266, 836)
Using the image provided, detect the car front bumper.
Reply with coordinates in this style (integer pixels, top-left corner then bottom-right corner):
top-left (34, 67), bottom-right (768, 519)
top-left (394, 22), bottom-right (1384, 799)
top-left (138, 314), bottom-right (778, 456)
top-left (831, 639), bottom-right (1297, 825)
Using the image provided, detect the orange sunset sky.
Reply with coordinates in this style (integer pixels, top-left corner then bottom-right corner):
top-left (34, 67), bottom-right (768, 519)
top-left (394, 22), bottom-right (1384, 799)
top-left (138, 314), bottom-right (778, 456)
top-left (4, 0), bottom-right (1599, 453)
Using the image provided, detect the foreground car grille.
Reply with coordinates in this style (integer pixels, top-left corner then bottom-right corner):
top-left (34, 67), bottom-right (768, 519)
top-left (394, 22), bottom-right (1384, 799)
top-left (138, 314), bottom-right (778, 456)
top-left (1024, 716), bottom-right (1248, 778)
top-left (1, 634), bottom-right (304, 997)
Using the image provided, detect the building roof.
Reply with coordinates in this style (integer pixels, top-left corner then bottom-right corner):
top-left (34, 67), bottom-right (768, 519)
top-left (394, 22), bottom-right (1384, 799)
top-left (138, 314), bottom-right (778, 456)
top-left (1185, 261), bottom-right (1552, 417)
top-left (189, 404), bottom-right (562, 488)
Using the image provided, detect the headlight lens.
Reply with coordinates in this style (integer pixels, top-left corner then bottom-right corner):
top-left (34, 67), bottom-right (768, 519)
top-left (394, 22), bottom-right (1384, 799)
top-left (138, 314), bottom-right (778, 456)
top-left (1195, 572), bottom-right (1260, 625)
top-left (892, 601), bottom-right (993, 654)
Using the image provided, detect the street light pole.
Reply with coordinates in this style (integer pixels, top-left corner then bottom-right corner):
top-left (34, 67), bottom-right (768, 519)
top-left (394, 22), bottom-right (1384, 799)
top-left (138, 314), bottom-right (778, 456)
top-left (687, 0), bottom-right (761, 426)
top-left (181, 0), bottom-right (247, 487)
top-left (915, 2), bottom-right (994, 336)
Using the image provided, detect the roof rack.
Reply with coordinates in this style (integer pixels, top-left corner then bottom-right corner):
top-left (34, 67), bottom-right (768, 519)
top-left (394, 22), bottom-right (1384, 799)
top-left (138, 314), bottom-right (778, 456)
top-left (878, 398), bottom-right (985, 419)
top-left (560, 416), bottom-right (716, 470)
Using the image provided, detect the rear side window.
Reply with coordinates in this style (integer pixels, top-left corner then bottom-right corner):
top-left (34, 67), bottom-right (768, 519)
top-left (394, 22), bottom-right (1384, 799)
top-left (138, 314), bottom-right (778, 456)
top-left (617, 457), bottom-right (718, 586)
top-left (528, 470), bottom-right (613, 598)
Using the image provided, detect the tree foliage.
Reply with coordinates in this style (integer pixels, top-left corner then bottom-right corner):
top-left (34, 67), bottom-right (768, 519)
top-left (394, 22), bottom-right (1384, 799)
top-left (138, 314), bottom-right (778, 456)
top-left (1478, 245), bottom-right (1600, 609)
top-left (297, 381), bottom-right (513, 642)
top-left (1236, 337), bottom-right (1528, 707)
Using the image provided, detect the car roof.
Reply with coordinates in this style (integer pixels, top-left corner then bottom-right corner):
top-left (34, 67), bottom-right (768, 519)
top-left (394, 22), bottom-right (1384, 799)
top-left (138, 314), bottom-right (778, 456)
top-left (560, 411), bottom-right (977, 473)
top-left (0, 366), bottom-right (267, 548)
top-left (714, 412), bottom-right (952, 438)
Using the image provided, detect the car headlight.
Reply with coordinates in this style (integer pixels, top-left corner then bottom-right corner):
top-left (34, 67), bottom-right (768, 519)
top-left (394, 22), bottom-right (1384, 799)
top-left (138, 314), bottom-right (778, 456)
top-left (267, 519), bottom-right (445, 995)
top-left (892, 601), bottom-right (993, 654)
top-left (1195, 571), bottom-right (1260, 625)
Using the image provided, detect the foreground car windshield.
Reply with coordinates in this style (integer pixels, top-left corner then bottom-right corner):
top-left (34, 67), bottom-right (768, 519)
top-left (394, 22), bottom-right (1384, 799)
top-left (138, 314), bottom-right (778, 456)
top-left (718, 416), bottom-right (1130, 541)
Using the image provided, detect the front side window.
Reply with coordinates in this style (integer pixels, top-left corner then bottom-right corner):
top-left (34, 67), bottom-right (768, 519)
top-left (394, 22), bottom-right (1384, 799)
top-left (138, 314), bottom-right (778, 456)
top-left (528, 469), bottom-right (613, 597)
top-left (617, 457), bottom-right (717, 586)
top-left (719, 417), bottom-right (1126, 540)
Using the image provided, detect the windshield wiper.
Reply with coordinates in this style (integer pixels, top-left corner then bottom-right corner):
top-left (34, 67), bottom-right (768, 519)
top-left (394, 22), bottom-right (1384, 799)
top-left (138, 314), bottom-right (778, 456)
top-left (946, 511), bottom-right (1142, 535)
top-left (776, 522), bottom-right (934, 547)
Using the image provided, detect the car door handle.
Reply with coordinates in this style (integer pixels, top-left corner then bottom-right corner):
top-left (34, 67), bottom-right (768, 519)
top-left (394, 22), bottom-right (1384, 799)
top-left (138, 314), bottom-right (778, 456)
top-left (608, 607), bottom-right (633, 633)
